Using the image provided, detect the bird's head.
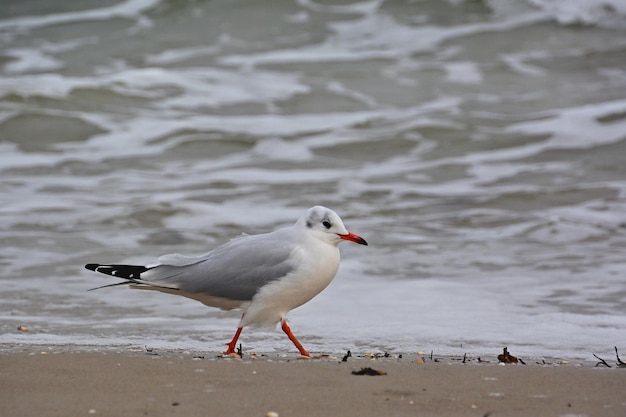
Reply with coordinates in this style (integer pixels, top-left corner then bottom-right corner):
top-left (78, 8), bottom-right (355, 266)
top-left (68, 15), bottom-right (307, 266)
top-left (299, 206), bottom-right (368, 247)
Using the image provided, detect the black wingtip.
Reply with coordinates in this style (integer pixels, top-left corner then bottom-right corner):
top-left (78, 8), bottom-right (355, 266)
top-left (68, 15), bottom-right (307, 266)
top-left (84, 264), bottom-right (150, 279)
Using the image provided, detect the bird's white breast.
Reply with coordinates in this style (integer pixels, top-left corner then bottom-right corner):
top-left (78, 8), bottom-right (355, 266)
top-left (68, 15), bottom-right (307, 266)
top-left (240, 237), bottom-right (341, 328)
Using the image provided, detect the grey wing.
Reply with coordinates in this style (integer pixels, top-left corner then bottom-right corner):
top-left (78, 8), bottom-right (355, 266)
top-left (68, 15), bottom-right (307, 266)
top-left (139, 231), bottom-right (296, 301)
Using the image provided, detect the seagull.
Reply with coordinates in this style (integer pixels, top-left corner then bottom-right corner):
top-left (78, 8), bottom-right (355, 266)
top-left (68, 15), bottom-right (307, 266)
top-left (85, 205), bottom-right (368, 356)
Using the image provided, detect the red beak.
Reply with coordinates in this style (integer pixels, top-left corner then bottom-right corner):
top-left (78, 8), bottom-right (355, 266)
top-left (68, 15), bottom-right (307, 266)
top-left (338, 232), bottom-right (368, 246)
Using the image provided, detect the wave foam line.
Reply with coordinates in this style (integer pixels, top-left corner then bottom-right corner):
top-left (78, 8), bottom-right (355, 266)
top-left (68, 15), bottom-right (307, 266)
top-left (0, 0), bottom-right (159, 31)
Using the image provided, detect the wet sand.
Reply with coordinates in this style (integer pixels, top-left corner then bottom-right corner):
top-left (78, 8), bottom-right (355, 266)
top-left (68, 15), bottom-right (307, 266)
top-left (1, 347), bottom-right (625, 417)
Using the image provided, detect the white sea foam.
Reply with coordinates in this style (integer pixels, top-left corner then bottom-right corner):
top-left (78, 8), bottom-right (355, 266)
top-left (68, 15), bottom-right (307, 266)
top-left (506, 99), bottom-right (626, 149)
top-left (527, 0), bottom-right (626, 27)
top-left (0, 0), bottom-right (159, 31)
top-left (220, 11), bottom-right (549, 67)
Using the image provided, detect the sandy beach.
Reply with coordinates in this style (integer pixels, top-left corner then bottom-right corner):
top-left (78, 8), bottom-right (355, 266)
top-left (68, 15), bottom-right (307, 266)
top-left (2, 347), bottom-right (624, 417)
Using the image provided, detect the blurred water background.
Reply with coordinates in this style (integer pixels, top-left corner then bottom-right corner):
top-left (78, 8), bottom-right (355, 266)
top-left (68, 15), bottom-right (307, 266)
top-left (1, 0), bottom-right (626, 359)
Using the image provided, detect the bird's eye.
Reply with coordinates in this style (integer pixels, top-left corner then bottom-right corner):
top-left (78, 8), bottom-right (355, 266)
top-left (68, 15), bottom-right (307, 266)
top-left (322, 220), bottom-right (332, 229)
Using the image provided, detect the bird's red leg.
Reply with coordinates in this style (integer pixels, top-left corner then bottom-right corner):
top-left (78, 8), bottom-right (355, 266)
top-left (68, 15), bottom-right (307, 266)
top-left (281, 319), bottom-right (310, 357)
top-left (225, 327), bottom-right (243, 355)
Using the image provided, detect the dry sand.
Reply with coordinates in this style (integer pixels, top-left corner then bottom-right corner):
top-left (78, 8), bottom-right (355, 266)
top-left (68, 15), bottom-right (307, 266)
top-left (1, 347), bottom-right (625, 417)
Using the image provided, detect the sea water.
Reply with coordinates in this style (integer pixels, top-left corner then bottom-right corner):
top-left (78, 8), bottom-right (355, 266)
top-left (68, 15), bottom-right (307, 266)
top-left (1, 0), bottom-right (626, 359)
